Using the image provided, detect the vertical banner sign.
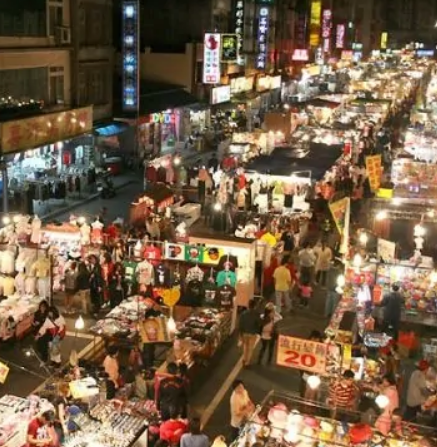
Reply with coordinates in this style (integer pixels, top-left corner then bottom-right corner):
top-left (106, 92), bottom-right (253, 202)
top-left (221, 34), bottom-right (238, 62)
top-left (294, 13), bottom-right (307, 48)
top-left (122, 0), bottom-right (140, 112)
top-left (380, 32), bottom-right (388, 49)
top-left (234, 0), bottom-right (244, 65)
top-left (322, 10), bottom-right (332, 53)
top-left (276, 335), bottom-right (328, 375)
top-left (336, 24), bottom-right (345, 49)
top-left (256, 6), bottom-right (270, 69)
top-left (309, 0), bottom-right (322, 48)
top-left (203, 33), bottom-right (221, 84)
top-left (365, 155), bottom-right (382, 191)
top-left (329, 197), bottom-right (349, 236)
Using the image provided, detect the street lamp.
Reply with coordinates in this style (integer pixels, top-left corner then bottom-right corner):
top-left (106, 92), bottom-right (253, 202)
top-left (375, 394), bottom-right (389, 409)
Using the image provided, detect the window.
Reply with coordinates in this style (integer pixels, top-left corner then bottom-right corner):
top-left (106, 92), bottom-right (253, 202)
top-left (77, 66), bottom-right (108, 106)
top-left (49, 5), bottom-right (63, 36)
top-left (0, 0), bottom-right (46, 36)
top-left (50, 75), bottom-right (64, 104)
top-left (0, 68), bottom-right (48, 104)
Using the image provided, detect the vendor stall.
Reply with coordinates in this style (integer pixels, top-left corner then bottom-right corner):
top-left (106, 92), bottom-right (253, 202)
top-left (130, 185), bottom-right (174, 226)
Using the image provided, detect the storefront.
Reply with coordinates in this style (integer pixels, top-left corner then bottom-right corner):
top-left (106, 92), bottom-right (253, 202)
top-left (255, 75), bottom-right (282, 111)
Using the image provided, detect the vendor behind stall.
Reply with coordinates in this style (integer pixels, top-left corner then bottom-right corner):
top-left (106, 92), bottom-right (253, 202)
top-left (27, 410), bottom-right (56, 447)
top-left (103, 346), bottom-right (120, 399)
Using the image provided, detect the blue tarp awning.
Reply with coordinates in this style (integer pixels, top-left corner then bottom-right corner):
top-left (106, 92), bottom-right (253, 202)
top-left (94, 122), bottom-right (129, 137)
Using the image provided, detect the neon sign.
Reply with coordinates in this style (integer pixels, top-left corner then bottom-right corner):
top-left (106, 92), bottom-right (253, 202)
top-left (256, 6), bottom-right (270, 70)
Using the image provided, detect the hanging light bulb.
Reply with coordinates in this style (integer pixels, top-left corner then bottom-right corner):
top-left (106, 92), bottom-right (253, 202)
top-left (359, 232), bottom-right (368, 246)
top-left (353, 253), bottom-right (362, 268)
top-left (213, 202), bottom-right (222, 211)
top-left (2, 216), bottom-right (10, 225)
top-left (375, 394), bottom-right (389, 409)
top-left (376, 210), bottom-right (387, 221)
top-left (414, 223), bottom-right (426, 237)
top-left (430, 271), bottom-right (437, 285)
top-left (74, 315), bottom-right (85, 330)
top-left (336, 274), bottom-right (346, 288)
top-left (167, 316), bottom-right (176, 334)
top-left (306, 375), bottom-right (321, 390)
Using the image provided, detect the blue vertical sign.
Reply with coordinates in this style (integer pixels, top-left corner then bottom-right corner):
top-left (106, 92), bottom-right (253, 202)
top-left (256, 6), bottom-right (270, 70)
top-left (122, 0), bottom-right (139, 112)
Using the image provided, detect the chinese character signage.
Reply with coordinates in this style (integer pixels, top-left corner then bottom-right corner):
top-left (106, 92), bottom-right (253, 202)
top-left (276, 335), bottom-right (328, 375)
top-left (322, 9), bottom-right (332, 53)
top-left (221, 34), bottom-right (238, 62)
top-left (336, 24), bottom-right (345, 49)
top-left (230, 76), bottom-right (254, 94)
top-left (234, 0), bottom-right (245, 65)
top-left (292, 49), bottom-right (309, 61)
top-left (122, 0), bottom-right (139, 112)
top-left (309, 0), bottom-right (322, 48)
top-left (294, 12), bottom-right (307, 48)
top-left (341, 50), bottom-right (353, 60)
top-left (203, 33), bottom-right (221, 84)
top-left (211, 86), bottom-right (231, 105)
top-left (365, 154), bottom-right (382, 191)
top-left (380, 32), bottom-right (388, 49)
top-left (256, 6), bottom-right (270, 70)
top-left (0, 106), bottom-right (93, 154)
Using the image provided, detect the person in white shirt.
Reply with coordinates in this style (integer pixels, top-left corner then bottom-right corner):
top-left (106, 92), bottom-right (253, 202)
top-left (298, 242), bottom-right (316, 284)
top-left (35, 306), bottom-right (66, 365)
top-left (229, 380), bottom-right (254, 441)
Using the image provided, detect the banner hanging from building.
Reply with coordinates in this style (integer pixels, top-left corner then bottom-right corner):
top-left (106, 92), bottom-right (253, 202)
top-left (309, 0), bottom-right (322, 48)
top-left (336, 24), bottom-right (345, 49)
top-left (329, 197), bottom-right (349, 236)
top-left (365, 155), bottom-right (382, 191)
top-left (322, 9), bottom-right (332, 53)
top-left (276, 335), bottom-right (328, 375)
top-left (121, 0), bottom-right (140, 112)
top-left (256, 6), bottom-right (270, 69)
top-left (234, 0), bottom-right (245, 65)
top-left (203, 33), bottom-right (221, 84)
top-left (380, 32), bottom-right (388, 50)
top-left (221, 34), bottom-right (238, 62)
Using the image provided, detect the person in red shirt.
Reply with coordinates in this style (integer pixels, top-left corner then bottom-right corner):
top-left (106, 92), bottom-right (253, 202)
top-left (159, 406), bottom-right (188, 445)
top-left (27, 411), bottom-right (55, 447)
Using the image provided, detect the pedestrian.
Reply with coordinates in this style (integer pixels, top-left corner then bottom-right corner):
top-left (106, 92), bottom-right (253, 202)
top-left (180, 418), bottom-right (209, 447)
top-left (63, 262), bottom-right (78, 314)
top-left (159, 406), bottom-right (188, 445)
top-left (314, 241), bottom-right (332, 287)
top-left (404, 359), bottom-right (431, 422)
top-left (32, 300), bottom-right (49, 335)
top-left (238, 300), bottom-right (261, 367)
top-left (208, 153), bottom-right (219, 172)
top-left (298, 242), bottom-right (316, 284)
top-left (229, 380), bottom-right (254, 442)
top-left (298, 280), bottom-right (313, 308)
top-left (36, 306), bottom-right (66, 366)
top-left (108, 262), bottom-right (127, 308)
top-left (88, 255), bottom-right (104, 318)
top-left (103, 346), bottom-right (120, 399)
top-left (273, 258), bottom-right (293, 312)
top-left (27, 410), bottom-right (56, 447)
top-left (257, 305), bottom-right (278, 365)
top-left (280, 227), bottom-right (295, 258)
top-left (76, 262), bottom-right (90, 314)
top-left (378, 284), bottom-right (403, 340)
top-left (374, 375), bottom-right (399, 435)
top-left (328, 369), bottom-right (359, 415)
top-left (158, 362), bottom-right (187, 421)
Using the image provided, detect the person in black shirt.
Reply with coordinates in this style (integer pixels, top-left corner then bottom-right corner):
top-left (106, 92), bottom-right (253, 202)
top-left (158, 362), bottom-right (188, 420)
top-left (32, 300), bottom-right (49, 335)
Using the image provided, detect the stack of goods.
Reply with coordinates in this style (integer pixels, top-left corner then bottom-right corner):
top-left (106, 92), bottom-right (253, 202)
top-left (90, 399), bottom-right (158, 423)
top-left (0, 395), bottom-right (53, 447)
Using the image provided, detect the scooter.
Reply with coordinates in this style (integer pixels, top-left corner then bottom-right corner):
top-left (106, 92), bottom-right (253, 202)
top-left (97, 177), bottom-right (116, 199)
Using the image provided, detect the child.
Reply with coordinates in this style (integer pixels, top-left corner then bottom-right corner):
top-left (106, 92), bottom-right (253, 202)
top-left (299, 280), bottom-right (313, 308)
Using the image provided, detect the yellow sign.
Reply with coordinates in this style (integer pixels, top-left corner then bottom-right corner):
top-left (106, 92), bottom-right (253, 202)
top-left (276, 335), bottom-right (328, 375)
top-left (366, 154), bottom-right (382, 191)
top-left (329, 197), bottom-right (349, 236)
top-left (309, 0), bottom-right (322, 47)
top-left (0, 106), bottom-right (93, 154)
top-left (139, 317), bottom-right (170, 344)
top-left (162, 288), bottom-right (181, 307)
top-left (380, 32), bottom-right (388, 50)
top-left (0, 361), bottom-right (9, 384)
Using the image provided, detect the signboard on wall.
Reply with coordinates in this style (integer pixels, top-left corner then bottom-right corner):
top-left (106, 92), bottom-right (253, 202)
top-left (203, 33), bottom-right (221, 84)
top-left (309, 0), bottom-right (322, 48)
top-left (230, 76), bottom-right (254, 94)
top-left (121, 0), bottom-right (140, 112)
top-left (292, 49), bottom-right (309, 61)
top-left (234, 0), bottom-right (245, 65)
top-left (0, 106), bottom-right (93, 154)
top-left (322, 9), bottom-right (332, 53)
top-left (256, 6), bottom-right (270, 69)
top-left (336, 24), bottom-right (345, 49)
top-left (211, 85), bottom-right (231, 105)
top-left (221, 34), bottom-right (238, 62)
top-left (294, 12), bottom-right (307, 48)
top-left (380, 32), bottom-right (388, 49)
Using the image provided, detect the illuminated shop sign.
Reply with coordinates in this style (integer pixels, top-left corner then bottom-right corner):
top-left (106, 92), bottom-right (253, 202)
top-left (341, 50), bottom-right (353, 60)
top-left (230, 76), bottom-right (254, 94)
top-left (122, 0), bottom-right (139, 112)
top-left (221, 34), bottom-right (238, 62)
top-left (234, 1), bottom-right (244, 65)
top-left (336, 24), bottom-right (345, 49)
top-left (292, 49), bottom-right (310, 61)
top-left (256, 6), bottom-right (270, 69)
top-left (151, 111), bottom-right (175, 124)
top-left (309, 0), bottom-right (322, 48)
top-left (211, 86), bottom-right (231, 105)
top-left (322, 9), bottom-right (332, 53)
top-left (203, 33), bottom-right (221, 84)
top-left (294, 13), bottom-right (307, 48)
top-left (256, 75), bottom-right (281, 92)
top-left (380, 32), bottom-right (388, 49)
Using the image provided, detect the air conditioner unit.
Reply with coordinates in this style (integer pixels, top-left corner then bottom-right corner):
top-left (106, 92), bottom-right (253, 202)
top-left (54, 26), bottom-right (71, 45)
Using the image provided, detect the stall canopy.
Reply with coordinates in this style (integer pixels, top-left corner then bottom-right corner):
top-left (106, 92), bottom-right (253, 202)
top-left (94, 121), bottom-right (129, 137)
top-left (244, 143), bottom-right (343, 180)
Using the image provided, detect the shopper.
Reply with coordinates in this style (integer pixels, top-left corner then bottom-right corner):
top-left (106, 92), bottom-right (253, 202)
top-left (32, 300), bottom-right (49, 335)
top-left (374, 375), bottom-right (399, 435)
top-left (76, 262), bottom-right (90, 313)
top-left (298, 280), bottom-right (313, 308)
top-left (328, 370), bottom-right (359, 413)
top-left (257, 306), bottom-right (278, 365)
top-left (325, 263), bottom-right (342, 318)
top-left (238, 300), bottom-right (261, 367)
top-left (103, 346), bottom-right (120, 399)
top-left (180, 418), bottom-right (209, 447)
top-left (159, 406), bottom-right (188, 445)
top-left (378, 284), bottom-right (403, 340)
top-left (27, 410), bottom-right (56, 447)
top-left (158, 362), bottom-right (187, 421)
top-left (108, 262), bottom-right (127, 308)
top-left (229, 380), bottom-right (254, 442)
top-left (298, 242), bottom-right (316, 284)
top-left (36, 306), bottom-right (66, 365)
top-left (314, 241), bottom-right (332, 287)
top-left (88, 255), bottom-right (104, 318)
top-left (64, 262), bottom-right (78, 314)
top-left (273, 258), bottom-right (293, 312)
top-left (404, 359), bottom-right (431, 422)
